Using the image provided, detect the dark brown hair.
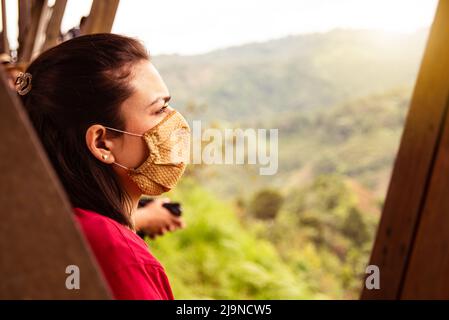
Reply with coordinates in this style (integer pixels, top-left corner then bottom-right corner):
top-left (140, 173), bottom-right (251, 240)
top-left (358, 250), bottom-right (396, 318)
top-left (20, 33), bottom-right (150, 227)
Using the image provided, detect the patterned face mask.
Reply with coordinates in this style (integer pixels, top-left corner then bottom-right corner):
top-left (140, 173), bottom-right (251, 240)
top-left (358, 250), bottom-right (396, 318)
top-left (105, 109), bottom-right (190, 195)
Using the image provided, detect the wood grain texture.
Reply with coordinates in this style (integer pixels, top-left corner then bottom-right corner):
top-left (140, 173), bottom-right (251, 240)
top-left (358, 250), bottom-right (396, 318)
top-left (361, 0), bottom-right (449, 299)
top-left (1, 0), bottom-right (10, 53)
top-left (17, 0), bottom-right (32, 62)
top-left (401, 87), bottom-right (449, 298)
top-left (19, 0), bottom-right (48, 63)
top-left (81, 0), bottom-right (120, 35)
top-left (42, 0), bottom-right (68, 52)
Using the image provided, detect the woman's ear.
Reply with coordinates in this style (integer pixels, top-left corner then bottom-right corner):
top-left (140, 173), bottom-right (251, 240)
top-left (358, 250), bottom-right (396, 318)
top-left (85, 124), bottom-right (116, 164)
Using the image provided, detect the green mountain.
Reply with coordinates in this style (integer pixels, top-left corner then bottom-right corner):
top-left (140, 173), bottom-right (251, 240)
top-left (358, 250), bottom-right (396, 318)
top-left (154, 28), bottom-right (427, 122)
top-left (152, 29), bottom-right (424, 199)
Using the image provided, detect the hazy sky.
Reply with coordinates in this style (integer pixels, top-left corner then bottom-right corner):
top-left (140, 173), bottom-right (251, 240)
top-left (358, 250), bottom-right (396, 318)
top-left (3, 0), bottom-right (439, 55)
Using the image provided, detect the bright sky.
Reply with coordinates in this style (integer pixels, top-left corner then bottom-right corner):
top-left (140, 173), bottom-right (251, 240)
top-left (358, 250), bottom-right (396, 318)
top-left (2, 0), bottom-right (439, 55)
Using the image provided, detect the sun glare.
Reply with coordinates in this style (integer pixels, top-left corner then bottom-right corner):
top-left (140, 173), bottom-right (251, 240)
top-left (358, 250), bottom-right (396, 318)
top-left (1, 0), bottom-right (439, 55)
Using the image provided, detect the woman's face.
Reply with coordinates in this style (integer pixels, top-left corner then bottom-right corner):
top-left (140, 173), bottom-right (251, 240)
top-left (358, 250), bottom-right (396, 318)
top-left (110, 60), bottom-right (172, 198)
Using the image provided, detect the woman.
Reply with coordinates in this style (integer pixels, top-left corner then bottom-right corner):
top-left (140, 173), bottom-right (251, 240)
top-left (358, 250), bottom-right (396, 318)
top-left (15, 33), bottom-right (190, 299)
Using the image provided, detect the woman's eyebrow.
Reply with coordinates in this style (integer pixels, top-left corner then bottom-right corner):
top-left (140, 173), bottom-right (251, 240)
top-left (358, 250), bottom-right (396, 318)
top-left (147, 95), bottom-right (171, 107)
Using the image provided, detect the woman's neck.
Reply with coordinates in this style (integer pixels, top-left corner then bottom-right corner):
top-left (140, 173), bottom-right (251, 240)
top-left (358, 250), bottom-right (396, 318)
top-left (125, 187), bottom-right (142, 232)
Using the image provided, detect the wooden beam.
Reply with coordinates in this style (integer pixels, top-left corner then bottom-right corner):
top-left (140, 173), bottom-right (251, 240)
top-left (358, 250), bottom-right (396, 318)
top-left (18, 0), bottom-right (48, 63)
top-left (81, 0), bottom-right (120, 35)
top-left (17, 0), bottom-right (32, 61)
top-left (361, 0), bottom-right (449, 299)
top-left (1, 0), bottom-right (10, 53)
top-left (0, 67), bottom-right (111, 299)
top-left (401, 87), bottom-right (449, 299)
top-left (41, 0), bottom-right (67, 52)
top-left (399, 5), bottom-right (449, 295)
top-left (31, 0), bottom-right (52, 60)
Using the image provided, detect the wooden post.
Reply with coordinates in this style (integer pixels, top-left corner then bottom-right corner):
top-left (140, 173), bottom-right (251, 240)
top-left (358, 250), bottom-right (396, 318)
top-left (41, 0), bottom-right (67, 52)
top-left (18, 0), bottom-right (32, 61)
top-left (0, 67), bottom-right (111, 299)
top-left (361, 0), bottom-right (449, 299)
top-left (1, 0), bottom-right (10, 53)
top-left (81, 0), bottom-right (120, 35)
top-left (18, 0), bottom-right (48, 63)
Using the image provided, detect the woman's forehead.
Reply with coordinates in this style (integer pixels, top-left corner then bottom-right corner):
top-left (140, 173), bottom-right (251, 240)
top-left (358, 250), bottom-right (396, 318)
top-left (131, 60), bottom-right (169, 101)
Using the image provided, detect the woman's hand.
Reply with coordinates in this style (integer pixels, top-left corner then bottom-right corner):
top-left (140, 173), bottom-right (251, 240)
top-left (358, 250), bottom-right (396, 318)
top-left (134, 198), bottom-right (186, 238)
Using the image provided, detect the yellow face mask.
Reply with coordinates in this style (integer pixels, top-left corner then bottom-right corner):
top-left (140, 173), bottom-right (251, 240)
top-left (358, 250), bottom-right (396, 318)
top-left (105, 109), bottom-right (190, 195)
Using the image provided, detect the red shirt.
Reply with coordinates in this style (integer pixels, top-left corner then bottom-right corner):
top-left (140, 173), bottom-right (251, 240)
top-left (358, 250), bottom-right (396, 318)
top-left (74, 207), bottom-right (174, 300)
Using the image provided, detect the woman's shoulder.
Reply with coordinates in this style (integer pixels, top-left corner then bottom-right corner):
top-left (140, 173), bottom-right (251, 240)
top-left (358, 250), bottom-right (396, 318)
top-left (73, 207), bottom-right (163, 270)
top-left (73, 208), bottom-right (174, 299)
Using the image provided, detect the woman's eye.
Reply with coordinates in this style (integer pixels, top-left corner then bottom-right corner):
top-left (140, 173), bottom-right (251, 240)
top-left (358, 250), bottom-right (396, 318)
top-left (155, 104), bottom-right (168, 115)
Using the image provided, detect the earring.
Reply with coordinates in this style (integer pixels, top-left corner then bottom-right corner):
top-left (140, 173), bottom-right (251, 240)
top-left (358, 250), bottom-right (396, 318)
top-left (102, 154), bottom-right (109, 160)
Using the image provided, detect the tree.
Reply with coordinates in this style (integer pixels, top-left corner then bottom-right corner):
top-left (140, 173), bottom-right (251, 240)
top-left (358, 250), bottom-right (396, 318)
top-left (248, 189), bottom-right (284, 220)
top-left (341, 208), bottom-right (370, 247)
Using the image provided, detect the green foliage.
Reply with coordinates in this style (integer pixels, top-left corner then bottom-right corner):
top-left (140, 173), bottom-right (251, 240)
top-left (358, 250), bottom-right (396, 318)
top-left (263, 174), bottom-right (378, 298)
top-left (275, 88), bottom-right (411, 195)
top-left (148, 179), bottom-right (313, 299)
top-left (341, 208), bottom-right (370, 248)
top-left (148, 174), bottom-right (378, 299)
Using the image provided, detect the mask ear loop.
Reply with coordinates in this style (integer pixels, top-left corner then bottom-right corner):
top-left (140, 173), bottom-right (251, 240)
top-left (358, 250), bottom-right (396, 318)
top-left (103, 126), bottom-right (143, 171)
top-left (103, 126), bottom-right (143, 137)
top-left (112, 161), bottom-right (133, 171)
